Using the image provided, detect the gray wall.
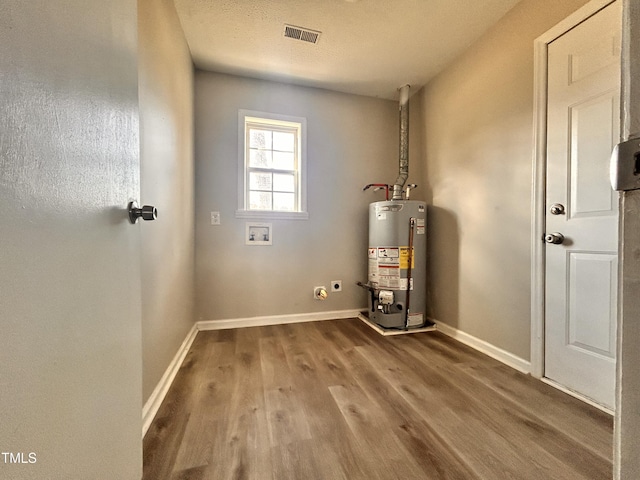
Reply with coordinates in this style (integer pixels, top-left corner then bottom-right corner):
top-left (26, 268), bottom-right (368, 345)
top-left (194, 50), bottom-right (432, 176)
top-left (420, 0), bottom-right (589, 360)
top-left (138, 0), bottom-right (196, 403)
top-left (194, 72), bottom-right (424, 321)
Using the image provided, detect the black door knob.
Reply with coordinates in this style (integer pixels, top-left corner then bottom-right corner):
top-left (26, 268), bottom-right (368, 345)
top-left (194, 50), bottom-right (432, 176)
top-left (128, 201), bottom-right (157, 224)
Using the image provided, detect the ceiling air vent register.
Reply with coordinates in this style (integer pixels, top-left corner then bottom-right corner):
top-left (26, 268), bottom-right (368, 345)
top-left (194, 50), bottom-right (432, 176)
top-left (283, 24), bottom-right (321, 44)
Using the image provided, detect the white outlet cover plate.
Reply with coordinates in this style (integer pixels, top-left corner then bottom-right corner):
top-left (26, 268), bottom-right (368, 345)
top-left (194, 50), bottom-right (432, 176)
top-left (331, 280), bottom-right (342, 292)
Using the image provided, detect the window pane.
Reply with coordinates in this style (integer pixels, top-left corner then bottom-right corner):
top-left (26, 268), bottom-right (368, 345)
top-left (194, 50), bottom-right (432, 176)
top-left (273, 192), bottom-right (295, 211)
top-left (249, 191), bottom-right (272, 210)
top-left (249, 129), bottom-right (272, 149)
top-left (244, 115), bottom-right (303, 213)
top-left (273, 131), bottom-right (295, 152)
top-left (249, 171), bottom-right (272, 191)
top-left (249, 149), bottom-right (272, 168)
top-left (272, 151), bottom-right (294, 170)
top-left (273, 173), bottom-right (295, 193)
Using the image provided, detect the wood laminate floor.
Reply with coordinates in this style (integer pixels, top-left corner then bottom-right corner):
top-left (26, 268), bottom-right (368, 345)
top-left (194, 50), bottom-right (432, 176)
top-left (143, 318), bottom-right (613, 480)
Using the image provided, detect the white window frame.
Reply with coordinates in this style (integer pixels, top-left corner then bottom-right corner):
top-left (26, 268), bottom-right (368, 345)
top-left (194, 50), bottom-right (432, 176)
top-left (236, 109), bottom-right (308, 220)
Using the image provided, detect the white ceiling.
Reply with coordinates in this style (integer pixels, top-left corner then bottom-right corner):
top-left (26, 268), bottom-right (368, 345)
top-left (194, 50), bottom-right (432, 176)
top-left (174, 0), bottom-right (521, 100)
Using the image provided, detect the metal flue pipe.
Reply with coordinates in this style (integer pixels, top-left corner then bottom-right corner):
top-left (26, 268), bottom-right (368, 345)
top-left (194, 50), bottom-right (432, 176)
top-left (392, 84), bottom-right (410, 200)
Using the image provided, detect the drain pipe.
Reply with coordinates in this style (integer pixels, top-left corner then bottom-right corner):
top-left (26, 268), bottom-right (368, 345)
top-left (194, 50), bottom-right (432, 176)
top-left (392, 84), bottom-right (410, 201)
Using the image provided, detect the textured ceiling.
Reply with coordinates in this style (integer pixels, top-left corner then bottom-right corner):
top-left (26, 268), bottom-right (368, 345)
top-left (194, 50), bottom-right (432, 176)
top-left (174, 0), bottom-right (521, 100)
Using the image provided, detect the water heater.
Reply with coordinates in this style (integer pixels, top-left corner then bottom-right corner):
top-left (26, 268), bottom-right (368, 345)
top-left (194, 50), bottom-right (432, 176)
top-left (366, 199), bottom-right (427, 329)
top-left (360, 84), bottom-right (429, 330)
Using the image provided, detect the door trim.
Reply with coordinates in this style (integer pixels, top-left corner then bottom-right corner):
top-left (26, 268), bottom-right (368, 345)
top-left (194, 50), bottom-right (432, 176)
top-left (531, 0), bottom-right (618, 379)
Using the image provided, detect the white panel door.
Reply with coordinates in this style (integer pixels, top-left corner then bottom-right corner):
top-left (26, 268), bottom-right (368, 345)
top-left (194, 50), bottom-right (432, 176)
top-left (0, 1), bottom-right (142, 478)
top-left (545, 0), bottom-right (621, 409)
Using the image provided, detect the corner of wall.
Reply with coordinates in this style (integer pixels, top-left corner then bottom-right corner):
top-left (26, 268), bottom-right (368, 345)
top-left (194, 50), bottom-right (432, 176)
top-left (138, 0), bottom-right (196, 404)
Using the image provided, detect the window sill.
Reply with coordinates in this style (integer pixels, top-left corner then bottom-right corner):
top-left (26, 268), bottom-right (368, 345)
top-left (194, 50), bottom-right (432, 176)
top-left (235, 210), bottom-right (309, 220)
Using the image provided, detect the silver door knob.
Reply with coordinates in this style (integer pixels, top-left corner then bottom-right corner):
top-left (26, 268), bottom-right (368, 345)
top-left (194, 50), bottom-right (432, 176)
top-left (544, 232), bottom-right (564, 245)
top-left (128, 201), bottom-right (157, 224)
top-left (550, 203), bottom-right (565, 215)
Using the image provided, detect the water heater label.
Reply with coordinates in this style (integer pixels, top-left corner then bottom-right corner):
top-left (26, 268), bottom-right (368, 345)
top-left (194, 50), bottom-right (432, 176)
top-left (378, 247), bottom-right (399, 259)
top-left (399, 278), bottom-right (414, 290)
top-left (408, 312), bottom-right (424, 327)
top-left (418, 205), bottom-right (425, 212)
top-left (399, 247), bottom-right (415, 269)
top-left (368, 247), bottom-right (401, 287)
top-left (368, 258), bottom-right (378, 281)
top-left (378, 266), bottom-right (400, 288)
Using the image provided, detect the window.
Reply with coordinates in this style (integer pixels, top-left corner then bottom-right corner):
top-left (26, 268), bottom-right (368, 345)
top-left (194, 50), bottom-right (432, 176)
top-left (237, 110), bottom-right (308, 220)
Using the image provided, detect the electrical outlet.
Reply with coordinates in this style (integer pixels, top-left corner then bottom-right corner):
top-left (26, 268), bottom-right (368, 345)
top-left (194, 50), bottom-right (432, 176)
top-left (331, 280), bottom-right (342, 292)
top-left (210, 211), bottom-right (221, 225)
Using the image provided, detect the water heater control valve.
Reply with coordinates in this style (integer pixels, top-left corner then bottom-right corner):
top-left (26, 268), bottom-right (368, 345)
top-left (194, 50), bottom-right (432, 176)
top-left (378, 290), bottom-right (394, 305)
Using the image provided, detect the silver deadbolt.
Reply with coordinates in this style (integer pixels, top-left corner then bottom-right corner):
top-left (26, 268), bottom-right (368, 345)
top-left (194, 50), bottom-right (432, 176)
top-left (549, 203), bottom-right (565, 215)
top-left (544, 232), bottom-right (564, 245)
top-left (128, 201), bottom-right (157, 224)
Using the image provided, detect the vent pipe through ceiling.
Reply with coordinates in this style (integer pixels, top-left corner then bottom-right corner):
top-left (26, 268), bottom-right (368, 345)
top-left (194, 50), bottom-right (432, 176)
top-left (392, 84), bottom-right (410, 201)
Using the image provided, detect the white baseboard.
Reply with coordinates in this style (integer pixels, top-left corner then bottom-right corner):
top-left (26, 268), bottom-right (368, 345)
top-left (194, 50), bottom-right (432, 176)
top-left (433, 320), bottom-right (615, 413)
top-left (142, 323), bottom-right (198, 438)
top-left (435, 321), bottom-right (531, 374)
top-left (196, 309), bottom-right (362, 331)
